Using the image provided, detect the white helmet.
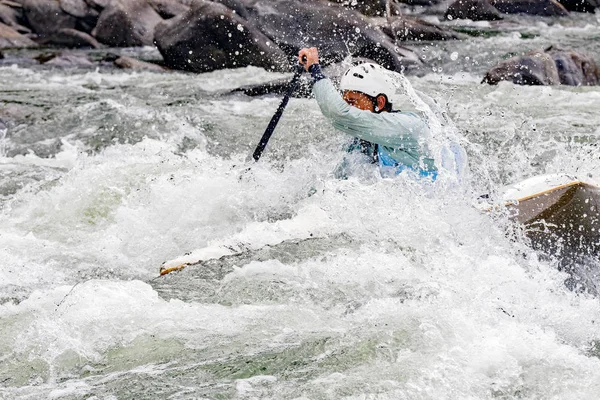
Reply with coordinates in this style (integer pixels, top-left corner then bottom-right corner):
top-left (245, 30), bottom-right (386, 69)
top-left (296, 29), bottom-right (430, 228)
top-left (339, 63), bottom-right (418, 113)
top-left (340, 63), bottom-right (395, 99)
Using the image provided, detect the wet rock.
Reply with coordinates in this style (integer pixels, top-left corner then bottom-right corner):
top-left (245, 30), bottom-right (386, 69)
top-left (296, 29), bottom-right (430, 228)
top-left (547, 46), bottom-right (600, 85)
top-left (490, 0), bottom-right (569, 16)
top-left (60, 0), bottom-right (90, 17)
top-left (556, 0), bottom-right (598, 12)
top-left (212, 0), bottom-right (250, 19)
top-left (84, 0), bottom-right (110, 9)
top-left (396, 0), bottom-right (442, 6)
top-left (387, 16), bottom-right (464, 41)
top-left (329, 0), bottom-right (402, 17)
top-left (247, 0), bottom-right (422, 72)
top-left (148, 0), bottom-right (189, 18)
top-left (114, 55), bottom-right (166, 71)
top-left (154, 0), bottom-right (288, 73)
top-left (43, 28), bottom-right (104, 48)
top-left (93, 0), bottom-right (163, 47)
top-left (445, 0), bottom-right (503, 21)
top-left (22, 0), bottom-right (78, 37)
top-left (0, 21), bottom-right (37, 48)
top-left (41, 52), bottom-right (95, 67)
top-left (482, 48), bottom-right (600, 86)
top-left (0, 3), bottom-right (30, 33)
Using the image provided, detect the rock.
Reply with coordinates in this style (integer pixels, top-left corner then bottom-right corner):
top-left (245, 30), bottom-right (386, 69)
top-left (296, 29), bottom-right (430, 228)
top-left (212, 0), bottom-right (250, 19)
top-left (0, 3), bottom-right (30, 33)
top-left (556, 0), bottom-right (598, 12)
top-left (329, 0), bottom-right (402, 17)
top-left (114, 55), bottom-right (166, 71)
top-left (445, 0), bottom-right (503, 21)
top-left (43, 28), bottom-right (103, 48)
top-left (490, 0), bottom-right (569, 16)
top-left (148, 0), bottom-right (189, 18)
top-left (22, 0), bottom-right (77, 37)
top-left (84, 0), bottom-right (109, 9)
top-left (40, 51), bottom-right (95, 67)
top-left (247, 0), bottom-right (422, 72)
top-left (546, 46), bottom-right (600, 86)
top-left (93, 0), bottom-right (163, 47)
top-left (482, 48), bottom-right (600, 86)
top-left (154, 0), bottom-right (288, 73)
top-left (60, 0), bottom-right (90, 17)
top-left (0, 21), bottom-right (37, 48)
top-left (396, 0), bottom-right (442, 5)
top-left (388, 16), bottom-right (464, 41)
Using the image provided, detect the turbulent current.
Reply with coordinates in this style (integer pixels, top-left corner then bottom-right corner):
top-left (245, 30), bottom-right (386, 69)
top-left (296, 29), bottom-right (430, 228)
top-left (2, 15), bottom-right (600, 400)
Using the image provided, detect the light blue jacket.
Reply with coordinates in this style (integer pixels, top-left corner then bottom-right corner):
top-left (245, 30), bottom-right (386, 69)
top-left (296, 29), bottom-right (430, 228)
top-left (312, 77), bottom-right (437, 177)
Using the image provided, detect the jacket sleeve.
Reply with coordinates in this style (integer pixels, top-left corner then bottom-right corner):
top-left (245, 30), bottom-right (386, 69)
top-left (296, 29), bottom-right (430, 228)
top-left (313, 78), bottom-right (430, 151)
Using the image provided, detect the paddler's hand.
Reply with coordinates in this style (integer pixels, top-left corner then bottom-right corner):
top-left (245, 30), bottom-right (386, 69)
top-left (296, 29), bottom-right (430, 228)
top-left (298, 47), bottom-right (319, 71)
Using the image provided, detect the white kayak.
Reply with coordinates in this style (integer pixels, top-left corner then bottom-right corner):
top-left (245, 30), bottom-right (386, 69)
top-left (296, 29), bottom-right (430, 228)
top-left (501, 173), bottom-right (600, 255)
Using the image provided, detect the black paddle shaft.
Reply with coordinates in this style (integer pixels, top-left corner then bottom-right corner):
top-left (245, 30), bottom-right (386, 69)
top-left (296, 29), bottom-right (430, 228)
top-left (252, 63), bottom-right (305, 161)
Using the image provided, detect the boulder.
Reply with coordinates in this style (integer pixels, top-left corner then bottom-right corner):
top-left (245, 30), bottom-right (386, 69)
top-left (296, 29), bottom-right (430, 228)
top-left (329, 0), bottom-right (402, 17)
top-left (445, 0), bottom-right (503, 20)
top-left (114, 55), bottom-right (166, 71)
top-left (247, 0), bottom-right (422, 72)
top-left (490, 0), bottom-right (569, 16)
top-left (43, 28), bottom-right (103, 48)
top-left (148, 0), bottom-right (189, 19)
top-left (60, 0), bottom-right (90, 17)
top-left (84, 0), bottom-right (110, 9)
top-left (546, 46), bottom-right (600, 86)
top-left (388, 16), bottom-right (464, 41)
top-left (22, 0), bottom-right (77, 37)
top-left (93, 0), bottom-right (163, 47)
top-left (556, 0), bottom-right (598, 12)
top-left (154, 0), bottom-right (288, 72)
top-left (212, 0), bottom-right (250, 19)
top-left (396, 0), bottom-right (442, 5)
top-left (0, 3), bottom-right (30, 33)
top-left (0, 21), bottom-right (37, 48)
top-left (482, 48), bottom-right (599, 86)
top-left (40, 51), bottom-right (95, 67)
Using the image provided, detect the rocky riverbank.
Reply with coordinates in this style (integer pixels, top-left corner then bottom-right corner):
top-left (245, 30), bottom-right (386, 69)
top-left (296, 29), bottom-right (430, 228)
top-left (0, 0), bottom-right (599, 86)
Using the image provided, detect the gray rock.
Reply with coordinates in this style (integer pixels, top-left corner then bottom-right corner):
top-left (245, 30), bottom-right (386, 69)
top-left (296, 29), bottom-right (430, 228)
top-left (42, 52), bottom-right (95, 67)
top-left (247, 0), bottom-right (422, 72)
top-left (546, 46), bottom-right (600, 86)
top-left (84, 0), bottom-right (110, 9)
top-left (0, 21), bottom-right (37, 48)
top-left (388, 16), bottom-right (464, 41)
top-left (445, 0), bottom-right (503, 21)
top-left (93, 0), bottom-right (163, 47)
top-left (556, 0), bottom-right (598, 12)
top-left (44, 28), bottom-right (104, 48)
top-left (482, 48), bottom-right (600, 86)
top-left (22, 0), bottom-right (77, 37)
top-left (148, 0), bottom-right (189, 18)
top-left (491, 0), bottom-right (569, 16)
top-left (483, 50), bottom-right (560, 85)
top-left (329, 0), bottom-right (402, 17)
top-left (60, 0), bottom-right (90, 17)
top-left (212, 0), bottom-right (250, 19)
top-left (0, 3), bottom-right (30, 33)
top-left (114, 55), bottom-right (166, 71)
top-left (154, 0), bottom-right (288, 72)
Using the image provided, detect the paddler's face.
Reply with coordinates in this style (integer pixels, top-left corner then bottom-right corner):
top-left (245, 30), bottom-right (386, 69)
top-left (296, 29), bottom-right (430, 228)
top-left (343, 90), bottom-right (375, 112)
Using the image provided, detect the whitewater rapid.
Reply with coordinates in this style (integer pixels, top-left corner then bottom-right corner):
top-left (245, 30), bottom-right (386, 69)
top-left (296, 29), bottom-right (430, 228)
top-left (2, 14), bottom-right (600, 399)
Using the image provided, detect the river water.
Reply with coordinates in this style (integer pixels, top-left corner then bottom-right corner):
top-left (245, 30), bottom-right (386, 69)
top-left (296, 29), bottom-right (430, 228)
top-left (1, 13), bottom-right (600, 400)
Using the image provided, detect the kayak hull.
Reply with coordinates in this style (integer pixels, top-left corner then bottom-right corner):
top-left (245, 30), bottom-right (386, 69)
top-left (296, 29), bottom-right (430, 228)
top-left (503, 174), bottom-right (600, 256)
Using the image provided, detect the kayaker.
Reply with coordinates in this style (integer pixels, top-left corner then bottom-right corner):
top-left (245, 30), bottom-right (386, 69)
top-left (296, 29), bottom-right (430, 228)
top-left (298, 47), bottom-right (438, 179)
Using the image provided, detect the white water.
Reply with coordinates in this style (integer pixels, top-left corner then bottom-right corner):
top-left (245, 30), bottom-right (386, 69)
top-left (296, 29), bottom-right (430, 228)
top-left (1, 16), bottom-right (600, 399)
